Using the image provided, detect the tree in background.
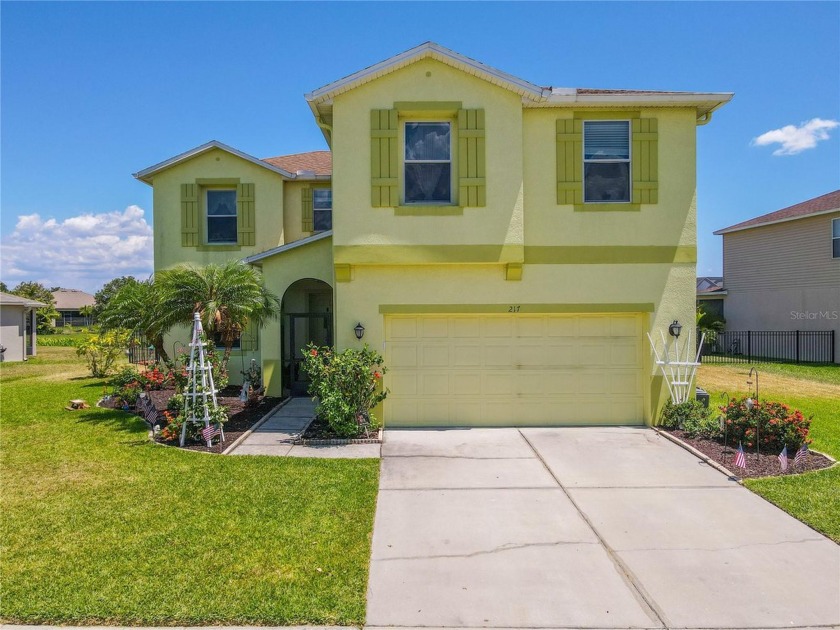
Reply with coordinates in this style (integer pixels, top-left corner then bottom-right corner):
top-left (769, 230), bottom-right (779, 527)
top-left (11, 282), bottom-right (60, 334)
top-left (98, 279), bottom-right (171, 365)
top-left (0, 281), bottom-right (8, 293)
top-left (155, 261), bottom-right (281, 375)
top-left (93, 276), bottom-right (139, 319)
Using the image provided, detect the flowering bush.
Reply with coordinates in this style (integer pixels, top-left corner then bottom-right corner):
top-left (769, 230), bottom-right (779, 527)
top-left (302, 344), bottom-right (388, 437)
top-left (159, 411), bottom-right (183, 442)
top-left (721, 397), bottom-right (811, 451)
top-left (76, 329), bottom-right (131, 377)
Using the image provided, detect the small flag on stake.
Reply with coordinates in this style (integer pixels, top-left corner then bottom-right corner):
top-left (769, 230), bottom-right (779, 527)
top-left (794, 443), bottom-right (808, 466)
top-left (734, 442), bottom-right (747, 470)
top-left (202, 425), bottom-right (220, 443)
top-left (778, 445), bottom-right (788, 472)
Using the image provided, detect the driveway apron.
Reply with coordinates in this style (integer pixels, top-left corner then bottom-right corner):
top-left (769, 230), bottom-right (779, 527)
top-left (366, 427), bottom-right (840, 630)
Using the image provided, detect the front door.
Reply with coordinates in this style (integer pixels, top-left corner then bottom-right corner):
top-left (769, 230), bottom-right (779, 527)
top-left (283, 312), bottom-right (333, 396)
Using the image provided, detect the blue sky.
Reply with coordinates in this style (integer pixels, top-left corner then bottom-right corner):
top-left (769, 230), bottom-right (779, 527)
top-left (2, 1), bottom-right (838, 293)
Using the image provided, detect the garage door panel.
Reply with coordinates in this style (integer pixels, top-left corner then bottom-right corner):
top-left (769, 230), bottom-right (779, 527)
top-left (385, 314), bottom-right (645, 427)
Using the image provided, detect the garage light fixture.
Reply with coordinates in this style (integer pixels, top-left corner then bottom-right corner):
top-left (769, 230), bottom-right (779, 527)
top-left (354, 322), bottom-right (365, 340)
top-left (668, 320), bottom-right (683, 338)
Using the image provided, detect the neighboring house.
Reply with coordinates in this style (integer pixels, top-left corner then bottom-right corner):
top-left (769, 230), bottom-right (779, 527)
top-left (696, 276), bottom-right (726, 319)
top-left (0, 292), bottom-right (45, 362)
top-left (135, 42), bottom-right (732, 426)
top-left (52, 288), bottom-right (96, 327)
top-left (714, 189), bottom-right (840, 363)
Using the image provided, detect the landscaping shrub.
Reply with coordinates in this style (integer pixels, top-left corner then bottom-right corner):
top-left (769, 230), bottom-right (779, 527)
top-left (660, 399), bottom-right (721, 438)
top-left (721, 397), bottom-right (811, 451)
top-left (76, 329), bottom-right (131, 377)
top-left (302, 344), bottom-right (388, 437)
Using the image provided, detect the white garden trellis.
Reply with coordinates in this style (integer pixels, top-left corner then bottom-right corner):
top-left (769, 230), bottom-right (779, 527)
top-left (181, 312), bottom-right (224, 447)
top-left (647, 327), bottom-right (705, 404)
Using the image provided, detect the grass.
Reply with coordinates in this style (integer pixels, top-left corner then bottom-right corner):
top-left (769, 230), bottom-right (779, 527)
top-left (697, 362), bottom-right (840, 542)
top-left (0, 348), bottom-right (380, 625)
top-left (38, 331), bottom-right (94, 347)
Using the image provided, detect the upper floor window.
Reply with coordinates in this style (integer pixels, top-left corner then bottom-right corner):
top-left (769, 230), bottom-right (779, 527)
top-left (313, 188), bottom-right (332, 231)
top-left (833, 218), bottom-right (840, 259)
top-left (583, 121), bottom-right (630, 203)
top-left (206, 189), bottom-right (237, 244)
top-left (404, 122), bottom-right (451, 204)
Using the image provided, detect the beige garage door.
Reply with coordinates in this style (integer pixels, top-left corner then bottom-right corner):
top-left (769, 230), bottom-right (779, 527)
top-left (384, 313), bottom-right (645, 426)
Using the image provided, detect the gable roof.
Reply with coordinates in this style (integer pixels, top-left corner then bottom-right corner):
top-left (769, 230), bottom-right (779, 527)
top-left (714, 189), bottom-right (840, 235)
top-left (134, 140), bottom-right (297, 184)
top-left (696, 276), bottom-right (725, 294)
top-left (242, 230), bottom-right (333, 264)
top-left (262, 151), bottom-right (332, 178)
top-left (52, 288), bottom-right (95, 310)
top-left (0, 291), bottom-right (47, 308)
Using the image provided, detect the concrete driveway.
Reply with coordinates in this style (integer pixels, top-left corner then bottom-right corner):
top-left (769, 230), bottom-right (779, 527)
top-left (367, 427), bottom-right (839, 630)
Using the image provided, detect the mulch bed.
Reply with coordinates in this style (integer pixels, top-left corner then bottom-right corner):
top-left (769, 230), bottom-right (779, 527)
top-left (105, 387), bottom-right (283, 454)
top-left (300, 414), bottom-right (380, 442)
top-left (665, 429), bottom-right (835, 478)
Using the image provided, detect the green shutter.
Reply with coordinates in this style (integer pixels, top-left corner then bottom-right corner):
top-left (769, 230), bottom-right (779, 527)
top-left (237, 182), bottom-right (255, 246)
top-left (632, 117), bottom-right (658, 204)
top-left (371, 109), bottom-right (398, 207)
top-left (240, 319), bottom-right (258, 352)
top-left (556, 119), bottom-right (583, 205)
top-left (458, 108), bottom-right (486, 207)
top-left (301, 187), bottom-right (313, 232)
top-left (181, 183), bottom-right (199, 247)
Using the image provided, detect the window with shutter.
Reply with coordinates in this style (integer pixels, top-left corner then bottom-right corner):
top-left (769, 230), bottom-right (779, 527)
top-left (371, 109), bottom-right (398, 207)
top-left (458, 108), bottom-right (486, 207)
top-left (301, 187), bottom-right (314, 232)
top-left (181, 183), bottom-right (200, 247)
top-left (237, 183), bottom-right (255, 246)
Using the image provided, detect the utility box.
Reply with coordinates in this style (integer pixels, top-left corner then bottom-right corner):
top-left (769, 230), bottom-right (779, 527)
top-left (696, 387), bottom-right (710, 408)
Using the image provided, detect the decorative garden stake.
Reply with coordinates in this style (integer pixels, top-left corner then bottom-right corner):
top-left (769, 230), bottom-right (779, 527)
top-left (181, 312), bottom-right (223, 447)
top-left (647, 327), bottom-right (704, 404)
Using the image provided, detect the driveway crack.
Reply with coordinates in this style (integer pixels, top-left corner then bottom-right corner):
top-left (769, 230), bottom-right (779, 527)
top-left (375, 540), bottom-right (600, 562)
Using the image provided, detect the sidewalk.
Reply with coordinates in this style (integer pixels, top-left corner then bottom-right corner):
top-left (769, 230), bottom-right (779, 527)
top-left (227, 397), bottom-right (380, 458)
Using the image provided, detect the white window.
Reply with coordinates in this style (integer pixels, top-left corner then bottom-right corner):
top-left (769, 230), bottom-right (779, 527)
top-left (404, 122), bottom-right (451, 204)
top-left (206, 189), bottom-right (237, 244)
top-left (833, 218), bottom-right (840, 259)
top-left (313, 188), bottom-right (332, 231)
top-left (584, 121), bottom-right (631, 203)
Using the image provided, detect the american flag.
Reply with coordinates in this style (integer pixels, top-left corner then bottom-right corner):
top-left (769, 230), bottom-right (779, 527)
top-left (734, 442), bottom-right (747, 470)
top-left (794, 443), bottom-right (808, 466)
top-left (201, 424), bottom-right (220, 442)
top-left (778, 445), bottom-right (788, 472)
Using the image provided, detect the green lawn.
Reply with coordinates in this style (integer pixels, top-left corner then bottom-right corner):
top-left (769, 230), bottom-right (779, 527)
top-left (0, 348), bottom-right (379, 625)
top-left (698, 362), bottom-right (840, 542)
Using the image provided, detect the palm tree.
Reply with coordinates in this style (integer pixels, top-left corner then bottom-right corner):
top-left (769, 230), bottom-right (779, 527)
top-left (154, 261), bottom-right (281, 374)
top-left (99, 278), bottom-right (172, 365)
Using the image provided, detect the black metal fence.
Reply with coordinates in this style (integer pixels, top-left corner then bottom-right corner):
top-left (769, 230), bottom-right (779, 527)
top-left (699, 330), bottom-right (835, 364)
top-left (127, 332), bottom-right (157, 365)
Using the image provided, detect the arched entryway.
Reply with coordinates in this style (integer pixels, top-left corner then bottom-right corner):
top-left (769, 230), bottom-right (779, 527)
top-left (281, 278), bottom-right (333, 396)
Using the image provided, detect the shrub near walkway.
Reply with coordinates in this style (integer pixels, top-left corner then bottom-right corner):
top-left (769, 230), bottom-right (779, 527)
top-left (0, 348), bottom-right (379, 625)
top-left (698, 363), bottom-right (840, 542)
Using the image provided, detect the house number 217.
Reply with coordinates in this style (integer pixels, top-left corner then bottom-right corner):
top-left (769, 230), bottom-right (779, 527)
top-left (508, 305), bottom-right (521, 313)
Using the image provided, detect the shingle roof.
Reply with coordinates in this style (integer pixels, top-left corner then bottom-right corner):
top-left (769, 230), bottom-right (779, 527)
top-left (52, 289), bottom-right (95, 310)
top-left (696, 276), bottom-right (725, 294)
top-left (0, 291), bottom-right (47, 308)
top-left (262, 151), bottom-right (332, 177)
top-left (715, 190), bottom-right (840, 235)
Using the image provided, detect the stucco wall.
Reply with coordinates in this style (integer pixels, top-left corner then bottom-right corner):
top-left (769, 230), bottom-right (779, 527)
top-left (1, 305), bottom-right (26, 362)
top-left (152, 148), bottom-right (286, 271)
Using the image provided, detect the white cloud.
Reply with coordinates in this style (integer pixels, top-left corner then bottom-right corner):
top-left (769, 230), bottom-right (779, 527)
top-left (753, 118), bottom-right (839, 156)
top-left (0, 206), bottom-right (153, 293)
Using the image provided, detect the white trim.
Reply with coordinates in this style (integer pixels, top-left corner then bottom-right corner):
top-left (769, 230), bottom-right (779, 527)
top-left (832, 217), bottom-right (840, 259)
top-left (205, 188), bottom-right (238, 245)
top-left (133, 140), bottom-right (296, 184)
top-left (305, 42), bottom-right (548, 105)
top-left (582, 119), bottom-right (632, 204)
top-left (242, 231), bottom-right (333, 264)
top-left (714, 207), bottom-right (840, 235)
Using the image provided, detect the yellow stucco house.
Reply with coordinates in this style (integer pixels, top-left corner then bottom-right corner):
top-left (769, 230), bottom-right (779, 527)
top-left (134, 42), bottom-right (732, 427)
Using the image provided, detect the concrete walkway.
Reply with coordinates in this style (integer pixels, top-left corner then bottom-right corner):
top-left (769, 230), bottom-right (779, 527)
top-left (228, 397), bottom-right (380, 458)
top-left (367, 427), bottom-right (840, 630)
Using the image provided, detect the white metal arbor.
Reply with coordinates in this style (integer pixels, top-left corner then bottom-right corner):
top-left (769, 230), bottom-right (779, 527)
top-left (647, 328), bottom-right (704, 404)
top-left (181, 312), bottom-right (224, 447)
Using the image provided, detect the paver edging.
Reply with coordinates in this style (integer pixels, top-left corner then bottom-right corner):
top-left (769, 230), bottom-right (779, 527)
top-left (222, 397), bottom-right (292, 455)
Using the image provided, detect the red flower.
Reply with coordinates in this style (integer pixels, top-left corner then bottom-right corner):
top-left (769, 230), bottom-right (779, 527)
top-left (310, 349), bottom-right (318, 356)
top-left (373, 371), bottom-right (381, 379)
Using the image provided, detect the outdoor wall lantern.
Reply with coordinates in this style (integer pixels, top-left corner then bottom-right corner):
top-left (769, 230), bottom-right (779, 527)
top-left (354, 322), bottom-right (365, 340)
top-left (668, 320), bottom-right (683, 338)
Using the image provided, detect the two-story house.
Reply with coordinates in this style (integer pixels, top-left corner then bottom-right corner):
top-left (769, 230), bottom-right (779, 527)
top-left (135, 42), bottom-right (731, 426)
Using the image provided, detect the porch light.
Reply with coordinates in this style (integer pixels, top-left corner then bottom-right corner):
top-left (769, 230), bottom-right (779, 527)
top-left (668, 320), bottom-right (683, 338)
top-left (354, 322), bottom-right (365, 340)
